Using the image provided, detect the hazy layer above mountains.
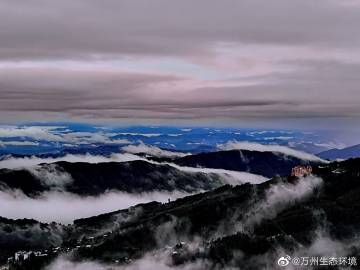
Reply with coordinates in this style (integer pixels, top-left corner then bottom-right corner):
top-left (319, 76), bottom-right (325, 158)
top-left (0, 124), bottom-right (346, 156)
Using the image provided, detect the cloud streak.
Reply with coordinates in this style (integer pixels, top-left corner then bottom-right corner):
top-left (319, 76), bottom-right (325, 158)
top-left (217, 141), bottom-right (326, 162)
top-left (163, 163), bottom-right (269, 185)
top-left (0, 153), bottom-right (144, 169)
top-left (0, 126), bottom-right (132, 145)
top-left (122, 142), bottom-right (188, 158)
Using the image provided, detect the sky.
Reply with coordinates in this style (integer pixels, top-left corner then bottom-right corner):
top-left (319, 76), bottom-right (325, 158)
top-left (0, 0), bottom-right (360, 137)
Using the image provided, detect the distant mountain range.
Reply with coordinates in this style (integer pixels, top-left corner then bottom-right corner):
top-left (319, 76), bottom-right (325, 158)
top-left (318, 144), bottom-right (360, 160)
top-left (2, 158), bottom-right (360, 269)
top-left (0, 124), bottom-right (341, 156)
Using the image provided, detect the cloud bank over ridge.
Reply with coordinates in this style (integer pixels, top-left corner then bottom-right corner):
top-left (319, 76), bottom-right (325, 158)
top-left (217, 141), bottom-right (326, 162)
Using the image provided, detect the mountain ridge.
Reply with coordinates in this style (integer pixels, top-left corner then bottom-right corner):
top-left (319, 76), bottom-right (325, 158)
top-left (318, 144), bottom-right (360, 160)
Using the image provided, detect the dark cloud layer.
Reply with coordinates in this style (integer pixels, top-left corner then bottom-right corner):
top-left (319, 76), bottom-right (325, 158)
top-left (0, 0), bottom-right (360, 130)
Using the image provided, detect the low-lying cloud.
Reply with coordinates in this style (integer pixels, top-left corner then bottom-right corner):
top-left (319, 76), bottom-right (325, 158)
top-left (0, 189), bottom-right (189, 224)
top-left (0, 126), bottom-right (133, 145)
top-left (0, 153), bottom-right (144, 169)
top-left (0, 140), bottom-right (40, 146)
top-left (27, 164), bottom-right (74, 188)
top-left (164, 163), bottom-right (268, 185)
top-left (217, 141), bottom-right (326, 162)
top-left (241, 175), bottom-right (323, 231)
top-left (122, 142), bottom-right (188, 158)
top-left (46, 255), bottom-right (214, 270)
top-left (46, 254), bottom-right (214, 270)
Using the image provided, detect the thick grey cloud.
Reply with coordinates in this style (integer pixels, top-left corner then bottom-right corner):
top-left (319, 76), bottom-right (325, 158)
top-left (0, 0), bottom-right (360, 131)
top-left (0, 0), bottom-right (359, 60)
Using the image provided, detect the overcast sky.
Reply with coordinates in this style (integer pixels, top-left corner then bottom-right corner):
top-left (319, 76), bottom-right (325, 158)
top-left (0, 0), bottom-right (360, 134)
